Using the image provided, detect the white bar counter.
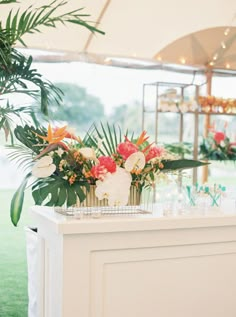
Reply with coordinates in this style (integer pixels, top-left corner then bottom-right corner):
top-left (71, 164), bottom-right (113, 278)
top-left (31, 206), bottom-right (236, 317)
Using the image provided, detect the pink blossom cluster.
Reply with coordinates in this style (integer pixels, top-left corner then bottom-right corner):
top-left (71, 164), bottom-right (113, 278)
top-left (89, 139), bottom-right (164, 181)
top-left (117, 141), bottom-right (164, 162)
top-left (91, 156), bottom-right (116, 180)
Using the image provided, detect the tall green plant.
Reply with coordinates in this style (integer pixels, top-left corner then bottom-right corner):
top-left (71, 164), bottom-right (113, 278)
top-left (0, 0), bottom-right (104, 141)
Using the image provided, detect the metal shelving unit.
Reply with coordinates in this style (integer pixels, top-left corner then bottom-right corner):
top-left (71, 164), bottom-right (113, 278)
top-left (141, 81), bottom-right (201, 183)
top-left (142, 80), bottom-right (236, 183)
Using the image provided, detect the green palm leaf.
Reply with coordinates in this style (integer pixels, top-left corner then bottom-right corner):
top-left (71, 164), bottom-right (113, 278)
top-left (0, 51), bottom-right (63, 115)
top-left (0, 0), bottom-right (105, 143)
top-left (14, 124), bottom-right (47, 153)
top-left (1, 0), bottom-right (104, 46)
top-left (10, 173), bottom-right (31, 226)
top-left (88, 123), bottom-right (128, 156)
top-left (162, 159), bottom-right (209, 171)
top-left (0, 0), bottom-right (17, 4)
top-left (0, 101), bottom-right (43, 143)
top-left (6, 144), bottom-right (33, 172)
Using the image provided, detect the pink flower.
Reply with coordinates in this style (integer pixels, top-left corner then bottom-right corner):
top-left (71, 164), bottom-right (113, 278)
top-left (117, 142), bottom-right (138, 160)
top-left (98, 156), bottom-right (116, 173)
top-left (145, 146), bottom-right (164, 162)
top-left (214, 132), bottom-right (225, 144)
top-left (90, 165), bottom-right (107, 181)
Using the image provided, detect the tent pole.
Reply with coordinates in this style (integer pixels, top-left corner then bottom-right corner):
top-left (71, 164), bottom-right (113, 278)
top-left (202, 69), bottom-right (212, 183)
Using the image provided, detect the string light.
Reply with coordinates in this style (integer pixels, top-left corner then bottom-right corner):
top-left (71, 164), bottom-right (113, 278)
top-left (208, 12), bottom-right (236, 67)
top-left (224, 28), bottom-right (230, 36)
top-left (223, 13), bottom-right (236, 38)
top-left (180, 57), bottom-right (186, 64)
top-left (213, 53), bottom-right (218, 61)
top-left (156, 55), bottom-right (162, 61)
top-left (221, 41), bottom-right (226, 49)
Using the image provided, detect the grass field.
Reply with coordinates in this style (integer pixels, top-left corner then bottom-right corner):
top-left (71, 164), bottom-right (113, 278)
top-left (0, 190), bottom-right (33, 317)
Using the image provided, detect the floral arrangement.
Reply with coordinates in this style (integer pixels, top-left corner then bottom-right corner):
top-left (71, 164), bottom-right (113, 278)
top-left (200, 129), bottom-right (236, 160)
top-left (9, 123), bottom-right (207, 225)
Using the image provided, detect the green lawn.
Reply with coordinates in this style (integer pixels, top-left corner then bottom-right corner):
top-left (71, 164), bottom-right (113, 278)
top-left (0, 189), bottom-right (34, 317)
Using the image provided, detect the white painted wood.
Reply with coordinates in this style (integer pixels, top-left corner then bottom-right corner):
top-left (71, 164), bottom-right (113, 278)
top-left (25, 228), bottom-right (38, 317)
top-left (31, 206), bottom-right (236, 317)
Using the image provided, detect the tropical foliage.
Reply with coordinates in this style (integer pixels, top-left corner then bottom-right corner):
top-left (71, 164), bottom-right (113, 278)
top-left (9, 123), bottom-right (207, 226)
top-left (0, 0), bottom-right (104, 141)
top-left (164, 142), bottom-right (193, 158)
top-left (200, 130), bottom-right (236, 160)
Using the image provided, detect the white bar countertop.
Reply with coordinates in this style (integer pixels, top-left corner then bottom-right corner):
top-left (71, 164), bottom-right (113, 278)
top-left (30, 205), bottom-right (236, 235)
top-left (30, 204), bottom-right (236, 317)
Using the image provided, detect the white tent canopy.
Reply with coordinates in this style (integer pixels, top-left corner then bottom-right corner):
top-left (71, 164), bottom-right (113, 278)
top-left (1, 0), bottom-right (236, 69)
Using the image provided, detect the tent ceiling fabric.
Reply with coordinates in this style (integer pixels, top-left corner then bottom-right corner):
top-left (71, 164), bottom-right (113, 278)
top-left (158, 27), bottom-right (236, 69)
top-left (1, 0), bottom-right (236, 69)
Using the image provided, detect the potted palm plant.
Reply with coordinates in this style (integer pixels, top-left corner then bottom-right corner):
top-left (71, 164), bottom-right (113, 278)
top-left (0, 0), bottom-right (104, 141)
top-left (0, 1), bottom-right (104, 316)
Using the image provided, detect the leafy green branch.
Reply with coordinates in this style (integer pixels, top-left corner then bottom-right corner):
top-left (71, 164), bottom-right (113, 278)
top-left (0, 0), bottom-right (104, 141)
top-left (0, 102), bottom-right (40, 143)
top-left (0, 52), bottom-right (63, 115)
top-left (0, 0), bottom-right (17, 4)
top-left (0, 0), bottom-right (104, 46)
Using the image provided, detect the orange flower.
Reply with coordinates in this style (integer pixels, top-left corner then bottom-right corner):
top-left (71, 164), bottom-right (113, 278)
top-left (73, 151), bottom-right (84, 164)
top-left (136, 131), bottom-right (149, 146)
top-left (131, 168), bottom-right (142, 175)
top-left (54, 127), bottom-right (81, 143)
top-left (35, 124), bottom-right (68, 144)
top-left (69, 174), bottom-right (76, 185)
top-left (83, 170), bottom-right (92, 178)
top-left (33, 125), bottom-right (71, 160)
top-left (208, 121), bottom-right (216, 132)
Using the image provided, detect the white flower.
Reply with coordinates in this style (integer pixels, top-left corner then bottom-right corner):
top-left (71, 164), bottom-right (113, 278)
top-left (32, 156), bottom-right (56, 178)
top-left (56, 148), bottom-right (64, 157)
top-left (79, 147), bottom-right (96, 160)
top-left (124, 151), bottom-right (145, 172)
top-left (108, 191), bottom-right (130, 206)
top-left (95, 167), bottom-right (132, 206)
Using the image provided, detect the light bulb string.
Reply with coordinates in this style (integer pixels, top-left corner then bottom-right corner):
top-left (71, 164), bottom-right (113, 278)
top-left (208, 12), bottom-right (236, 68)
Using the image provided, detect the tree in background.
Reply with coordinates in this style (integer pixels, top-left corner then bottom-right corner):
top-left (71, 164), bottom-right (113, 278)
top-left (48, 83), bottom-right (105, 132)
top-left (109, 101), bottom-right (142, 134)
